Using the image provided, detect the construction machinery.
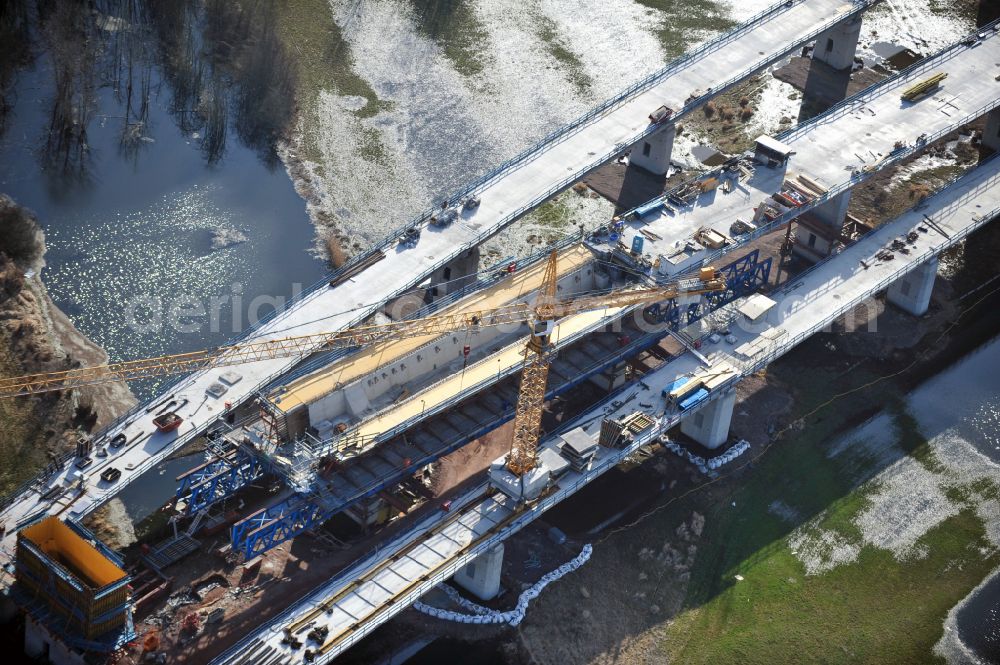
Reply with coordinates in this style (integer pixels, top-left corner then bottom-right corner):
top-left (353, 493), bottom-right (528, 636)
top-left (0, 251), bottom-right (724, 479)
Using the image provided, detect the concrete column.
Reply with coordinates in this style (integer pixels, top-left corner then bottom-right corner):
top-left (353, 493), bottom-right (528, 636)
top-left (454, 543), bottom-right (503, 601)
top-left (887, 256), bottom-right (938, 316)
top-left (812, 190), bottom-right (851, 230)
top-left (811, 15), bottom-right (862, 71)
top-left (983, 107), bottom-right (1000, 152)
top-left (431, 246), bottom-right (480, 297)
top-left (680, 388), bottom-right (736, 450)
top-left (630, 123), bottom-right (676, 176)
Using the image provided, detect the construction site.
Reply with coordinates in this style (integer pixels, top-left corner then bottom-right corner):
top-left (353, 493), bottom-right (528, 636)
top-left (1, 1), bottom-right (999, 663)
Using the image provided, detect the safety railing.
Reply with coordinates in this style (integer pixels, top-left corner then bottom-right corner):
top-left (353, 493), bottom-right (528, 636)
top-left (305, 399), bottom-right (687, 664)
top-left (694, 96), bottom-right (1000, 271)
top-left (723, 161), bottom-right (1000, 375)
top-left (6, 68), bottom-right (996, 523)
top-left (0, 0), bottom-right (880, 536)
top-left (617, 20), bottom-right (1000, 256)
top-left (210, 481), bottom-right (494, 665)
top-left (773, 152), bottom-right (1000, 295)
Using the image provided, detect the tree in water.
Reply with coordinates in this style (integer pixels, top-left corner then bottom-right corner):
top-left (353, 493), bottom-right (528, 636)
top-left (37, 1), bottom-right (98, 179)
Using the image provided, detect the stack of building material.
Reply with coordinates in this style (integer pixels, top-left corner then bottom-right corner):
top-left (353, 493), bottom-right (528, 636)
top-left (538, 446), bottom-right (570, 479)
top-left (599, 418), bottom-right (627, 448)
top-left (620, 412), bottom-right (655, 441)
top-left (558, 427), bottom-right (599, 471)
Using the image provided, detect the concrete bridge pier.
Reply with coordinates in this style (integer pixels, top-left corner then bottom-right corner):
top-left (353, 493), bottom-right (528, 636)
top-left (792, 190), bottom-right (852, 262)
top-left (680, 388), bottom-right (736, 450)
top-left (630, 123), bottom-right (676, 176)
top-left (983, 107), bottom-right (1000, 152)
top-left (811, 14), bottom-right (863, 71)
top-left (812, 190), bottom-right (852, 229)
top-left (454, 543), bottom-right (504, 600)
top-left (431, 246), bottom-right (480, 298)
top-left (799, 14), bottom-right (862, 120)
top-left (887, 255), bottom-right (938, 316)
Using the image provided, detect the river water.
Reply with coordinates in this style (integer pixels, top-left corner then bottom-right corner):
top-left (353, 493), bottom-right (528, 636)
top-left (0, 3), bottom-right (327, 402)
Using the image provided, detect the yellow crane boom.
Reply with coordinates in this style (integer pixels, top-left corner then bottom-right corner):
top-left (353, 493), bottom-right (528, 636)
top-left (0, 249), bottom-right (726, 476)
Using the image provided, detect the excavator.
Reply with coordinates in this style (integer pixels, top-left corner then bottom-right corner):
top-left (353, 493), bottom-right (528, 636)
top-left (0, 250), bottom-right (726, 479)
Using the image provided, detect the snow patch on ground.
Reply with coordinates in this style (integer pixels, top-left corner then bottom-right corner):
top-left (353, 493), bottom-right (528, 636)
top-left (309, 89), bottom-right (426, 244)
top-left (855, 458), bottom-right (959, 559)
top-left (932, 432), bottom-right (1000, 549)
top-left (484, 191), bottom-right (613, 263)
top-left (671, 130), bottom-right (714, 172)
top-left (468, 0), bottom-right (588, 144)
top-left (536, 0), bottom-right (665, 99)
top-left (742, 76), bottom-right (800, 139)
top-left (719, 0), bottom-right (784, 23)
top-left (309, 0), bottom-right (592, 244)
top-left (888, 153), bottom-right (959, 189)
top-left (791, 424), bottom-right (1000, 576)
top-left (788, 520), bottom-right (862, 575)
top-left (858, 0), bottom-right (975, 59)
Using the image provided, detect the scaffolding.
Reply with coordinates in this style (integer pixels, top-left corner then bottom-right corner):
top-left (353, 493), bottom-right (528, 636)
top-left (13, 517), bottom-right (136, 652)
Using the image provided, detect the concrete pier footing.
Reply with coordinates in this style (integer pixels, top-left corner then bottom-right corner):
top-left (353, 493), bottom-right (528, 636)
top-left (454, 543), bottom-right (504, 601)
top-left (630, 123), bottom-right (676, 176)
top-left (24, 617), bottom-right (86, 665)
top-left (680, 388), bottom-right (736, 450)
top-left (887, 256), bottom-right (938, 316)
top-left (798, 15), bottom-right (862, 120)
top-left (811, 15), bottom-right (862, 71)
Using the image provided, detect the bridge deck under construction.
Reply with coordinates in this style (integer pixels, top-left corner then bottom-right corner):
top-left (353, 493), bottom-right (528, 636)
top-left (0, 0), bottom-right (878, 557)
top-left (217, 150), bottom-right (1000, 665)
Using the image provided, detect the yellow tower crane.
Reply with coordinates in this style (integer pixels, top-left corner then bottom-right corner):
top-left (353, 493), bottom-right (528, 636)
top-left (0, 250), bottom-right (725, 476)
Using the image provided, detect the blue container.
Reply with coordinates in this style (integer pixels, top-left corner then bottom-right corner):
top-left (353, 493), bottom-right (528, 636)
top-left (679, 388), bottom-right (710, 411)
top-left (631, 235), bottom-right (645, 255)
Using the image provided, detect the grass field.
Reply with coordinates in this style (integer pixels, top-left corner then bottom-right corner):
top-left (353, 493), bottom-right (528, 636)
top-left (657, 346), bottom-right (1000, 664)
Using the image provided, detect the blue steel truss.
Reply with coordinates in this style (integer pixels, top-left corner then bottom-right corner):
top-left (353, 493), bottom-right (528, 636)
top-left (230, 496), bottom-right (326, 559)
top-left (647, 249), bottom-right (771, 329)
top-left (176, 447), bottom-right (265, 515)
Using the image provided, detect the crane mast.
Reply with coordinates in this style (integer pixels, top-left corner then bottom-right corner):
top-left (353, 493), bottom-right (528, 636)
top-left (506, 251), bottom-right (559, 477)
